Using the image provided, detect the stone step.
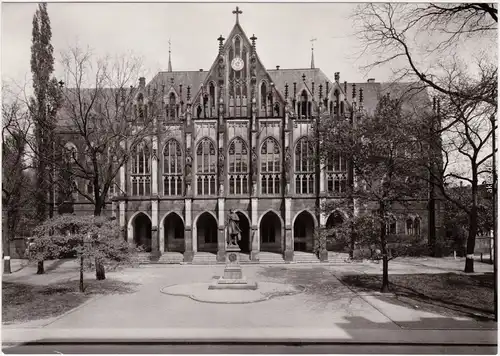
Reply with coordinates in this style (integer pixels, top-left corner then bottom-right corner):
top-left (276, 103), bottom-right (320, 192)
top-left (158, 252), bottom-right (184, 264)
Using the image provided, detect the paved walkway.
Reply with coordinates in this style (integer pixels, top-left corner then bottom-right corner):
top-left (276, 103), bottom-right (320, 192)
top-left (2, 258), bottom-right (497, 346)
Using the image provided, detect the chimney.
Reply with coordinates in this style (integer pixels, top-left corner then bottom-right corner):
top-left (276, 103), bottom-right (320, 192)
top-left (139, 77), bottom-right (146, 88)
top-left (276, 65), bottom-right (280, 70)
top-left (367, 78), bottom-right (375, 83)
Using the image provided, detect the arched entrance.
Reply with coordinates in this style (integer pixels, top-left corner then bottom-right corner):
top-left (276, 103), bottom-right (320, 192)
top-left (326, 211), bottom-right (345, 251)
top-left (236, 211), bottom-right (250, 253)
top-left (293, 211), bottom-right (315, 252)
top-left (164, 213), bottom-right (185, 253)
top-left (196, 212), bottom-right (218, 253)
top-left (260, 211), bottom-right (282, 253)
top-left (132, 213), bottom-right (152, 252)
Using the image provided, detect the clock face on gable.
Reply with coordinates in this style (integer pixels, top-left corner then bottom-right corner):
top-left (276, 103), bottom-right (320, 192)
top-left (231, 57), bottom-right (244, 71)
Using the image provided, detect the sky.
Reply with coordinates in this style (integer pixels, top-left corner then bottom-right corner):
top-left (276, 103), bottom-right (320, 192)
top-left (2, 2), bottom-right (400, 92)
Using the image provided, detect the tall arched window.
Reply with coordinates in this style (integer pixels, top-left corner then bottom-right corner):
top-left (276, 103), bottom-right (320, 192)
top-left (167, 93), bottom-right (176, 120)
top-left (196, 138), bottom-right (217, 195)
top-left (295, 138), bottom-right (315, 194)
top-left (326, 153), bottom-right (347, 194)
top-left (131, 141), bottom-right (151, 196)
top-left (209, 82), bottom-right (216, 117)
top-left (228, 137), bottom-right (249, 195)
top-left (260, 82), bottom-right (267, 109)
top-left (406, 217), bottom-right (414, 235)
top-left (299, 90), bottom-right (309, 118)
top-left (163, 139), bottom-right (183, 196)
top-left (260, 137), bottom-right (281, 195)
top-left (136, 93), bottom-right (146, 121)
top-left (385, 215), bottom-right (397, 235)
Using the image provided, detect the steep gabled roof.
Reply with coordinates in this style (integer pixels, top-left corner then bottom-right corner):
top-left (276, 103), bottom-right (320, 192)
top-left (147, 70), bottom-right (209, 99)
top-left (268, 68), bottom-right (333, 99)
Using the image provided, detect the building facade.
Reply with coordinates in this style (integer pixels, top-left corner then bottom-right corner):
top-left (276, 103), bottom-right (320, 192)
top-left (59, 9), bottom-right (438, 263)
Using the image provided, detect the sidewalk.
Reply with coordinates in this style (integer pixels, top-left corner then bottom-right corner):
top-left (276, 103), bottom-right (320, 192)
top-left (2, 259), bottom-right (496, 347)
top-left (2, 327), bottom-right (497, 345)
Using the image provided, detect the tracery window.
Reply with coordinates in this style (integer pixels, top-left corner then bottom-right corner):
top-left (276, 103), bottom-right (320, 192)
top-left (385, 215), bottom-right (397, 235)
top-left (136, 93), bottom-right (147, 121)
top-left (228, 137), bottom-right (249, 195)
top-left (260, 82), bottom-right (267, 109)
top-left (163, 139), bottom-right (183, 196)
top-left (130, 141), bottom-right (151, 196)
top-left (406, 216), bottom-right (421, 236)
top-left (294, 137), bottom-right (315, 194)
top-left (166, 93), bottom-right (176, 121)
top-left (196, 138), bottom-right (217, 195)
top-left (326, 153), bottom-right (347, 194)
top-left (260, 137), bottom-right (281, 195)
top-left (209, 82), bottom-right (216, 117)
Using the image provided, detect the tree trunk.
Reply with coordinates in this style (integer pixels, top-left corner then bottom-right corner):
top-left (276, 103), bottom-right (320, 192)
top-left (94, 200), bottom-right (106, 280)
top-left (37, 261), bottom-right (44, 274)
top-left (3, 222), bottom-right (11, 274)
top-left (464, 208), bottom-right (478, 273)
top-left (465, 180), bottom-right (479, 273)
top-left (379, 204), bottom-right (390, 293)
top-left (79, 255), bottom-right (84, 292)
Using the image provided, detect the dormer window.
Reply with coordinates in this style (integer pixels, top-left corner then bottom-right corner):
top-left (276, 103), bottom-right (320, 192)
top-left (167, 93), bottom-right (176, 120)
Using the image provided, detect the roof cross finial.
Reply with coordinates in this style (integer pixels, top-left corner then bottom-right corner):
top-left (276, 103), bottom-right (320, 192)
top-left (232, 6), bottom-right (242, 24)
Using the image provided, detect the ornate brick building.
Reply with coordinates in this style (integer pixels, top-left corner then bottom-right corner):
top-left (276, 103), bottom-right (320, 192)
top-left (60, 8), bottom-right (439, 263)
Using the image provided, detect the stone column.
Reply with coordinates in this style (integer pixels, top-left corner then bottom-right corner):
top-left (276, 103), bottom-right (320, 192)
top-left (151, 200), bottom-right (159, 258)
top-left (250, 197), bottom-right (259, 261)
top-left (217, 198), bottom-right (226, 262)
top-left (184, 198), bottom-right (194, 262)
top-left (284, 197), bottom-right (294, 261)
top-left (119, 201), bottom-right (127, 242)
top-left (151, 137), bottom-right (160, 258)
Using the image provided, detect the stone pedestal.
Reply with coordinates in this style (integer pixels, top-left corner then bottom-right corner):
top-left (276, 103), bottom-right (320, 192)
top-left (209, 245), bottom-right (258, 290)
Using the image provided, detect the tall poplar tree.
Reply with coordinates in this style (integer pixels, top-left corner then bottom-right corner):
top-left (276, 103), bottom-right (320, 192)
top-left (30, 2), bottom-right (61, 274)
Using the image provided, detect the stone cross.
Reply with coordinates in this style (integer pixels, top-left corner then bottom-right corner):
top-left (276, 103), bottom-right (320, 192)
top-left (232, 6), bottom-right (242, 24)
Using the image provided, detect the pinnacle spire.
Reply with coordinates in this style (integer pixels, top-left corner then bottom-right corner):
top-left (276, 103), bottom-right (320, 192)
top-left (310, 38), bottom-right (317, 69)
top-left (168, 39), bottom-right (172, 72)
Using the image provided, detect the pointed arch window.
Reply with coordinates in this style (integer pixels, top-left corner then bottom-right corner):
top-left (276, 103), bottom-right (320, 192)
top-left (295, 138), bottom-right (315, 194)
top-left (131, 141), bottom-right (151, 196)
top-left (166, 93), bottom-right (177, 121)
top-left (260, 82), bottom-right (267, 110)
top-left (136, 93), bottom-right (147, 121)
top-left (260, 137), bottom-right (281, 195)
top-left (385, 215), bottom-right (397, 235)
top-left (209, 82), bottom-right (216, 117)
top-left (299, 90), bottom-right (310, 118)
top-left (163, 139), bottom-right (183, 196)
top-left (326, 152), bottom-right (347, 194)
top-left (228, 137), bottom-right (249, 195)
top-left (196, 138), bottom-right (217, 195)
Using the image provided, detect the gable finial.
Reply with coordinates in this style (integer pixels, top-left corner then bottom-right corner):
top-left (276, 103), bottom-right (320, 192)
top-left (310, 38), bottom-right (317, 69)
top-left (168, 39), bottom-right (172, 72)
top-left (217, 35), bottom-right (225, 54)
top-left (232, 6), bottom-right (242, 24)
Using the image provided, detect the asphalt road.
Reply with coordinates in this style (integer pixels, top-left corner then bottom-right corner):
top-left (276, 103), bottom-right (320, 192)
top-left (3, 343), bottom-right (497, 354)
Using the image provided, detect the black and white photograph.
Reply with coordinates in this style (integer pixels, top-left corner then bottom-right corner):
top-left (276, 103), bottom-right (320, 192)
top-left (1, 2), bottom-right (497, 354)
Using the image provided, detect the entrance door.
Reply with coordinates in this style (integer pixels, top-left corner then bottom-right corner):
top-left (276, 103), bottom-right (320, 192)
top-left (196, 212), bottom-right (218, 253)
top-left (133, 213), bottom-right (152, 252)
top-left (293, 211), bottom-right (315, 252)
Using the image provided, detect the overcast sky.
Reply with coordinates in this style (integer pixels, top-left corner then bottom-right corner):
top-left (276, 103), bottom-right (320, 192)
top-left (2, 2), bottom-right (402, 91)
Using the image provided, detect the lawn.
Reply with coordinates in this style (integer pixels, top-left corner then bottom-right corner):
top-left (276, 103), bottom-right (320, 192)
top-left (2, 279), bottom-right (138, 324)
top-left (341, 273), bottom-right (495, 320)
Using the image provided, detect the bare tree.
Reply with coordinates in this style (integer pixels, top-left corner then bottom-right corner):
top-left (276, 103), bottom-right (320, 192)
top-left (320, 95), bottom-right (426, 292)
top-left (354, 2), bottom-right (497, 275)
top-left (2, 84), bottom-right (35, 274)
top-left (21, 45), bottom-right (158, 280)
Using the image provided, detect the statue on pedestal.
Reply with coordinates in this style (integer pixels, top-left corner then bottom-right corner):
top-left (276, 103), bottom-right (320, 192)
top-left (226, 209), bottom-right (242, 247)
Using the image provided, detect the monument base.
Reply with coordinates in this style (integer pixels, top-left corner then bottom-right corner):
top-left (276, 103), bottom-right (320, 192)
top-left (208, 245), bottom-right (258, 290)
